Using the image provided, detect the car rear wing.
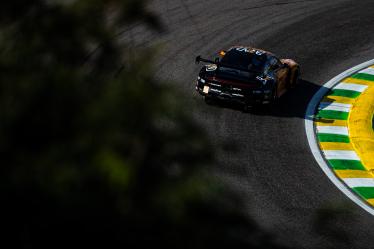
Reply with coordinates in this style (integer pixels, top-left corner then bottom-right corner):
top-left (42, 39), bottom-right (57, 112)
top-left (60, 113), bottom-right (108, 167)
top-left (195, 55), bottom-right (260, 74)
top-left (195, 56), bottom-right (218, 65)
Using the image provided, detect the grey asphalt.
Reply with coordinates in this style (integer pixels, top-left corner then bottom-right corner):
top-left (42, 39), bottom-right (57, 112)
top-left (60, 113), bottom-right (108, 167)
top-left (132, 1), bottom-right (374, 248)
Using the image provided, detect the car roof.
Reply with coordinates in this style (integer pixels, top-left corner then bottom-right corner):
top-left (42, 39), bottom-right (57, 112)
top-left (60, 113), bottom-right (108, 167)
top-left (228, 46), bottom-right (275, 57)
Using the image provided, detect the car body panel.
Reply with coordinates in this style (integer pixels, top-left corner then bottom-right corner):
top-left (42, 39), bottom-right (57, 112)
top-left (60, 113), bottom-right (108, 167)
top-left (195, 46), bottom-right (299, 106)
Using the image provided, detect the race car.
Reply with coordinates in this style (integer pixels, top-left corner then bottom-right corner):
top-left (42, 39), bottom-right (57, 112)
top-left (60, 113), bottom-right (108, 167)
top-left (195, 46), bottom-right (300, 110)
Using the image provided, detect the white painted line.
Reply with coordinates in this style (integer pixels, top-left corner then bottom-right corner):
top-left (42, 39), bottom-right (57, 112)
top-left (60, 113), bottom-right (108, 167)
top-left (324, 150), bottom-right (360, 160)
top-left (359, 67), bottom-right (374, 75)
top-left (318, 102), bottom-right (351, 112)
top-left (334, 82), bottom-right (368, 92)
top-left (343, 178), bottom-right (374, 188)
top-left (305, 59), bottom-right (374, 216)
top-left (316, 126), bottom-right (349, 136)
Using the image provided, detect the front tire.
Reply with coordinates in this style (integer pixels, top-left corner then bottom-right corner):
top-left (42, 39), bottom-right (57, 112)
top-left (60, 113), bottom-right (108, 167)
top-left (290, 68), bottom-right (300, 88)
top-left (270, 85), bottom-right (278, 105)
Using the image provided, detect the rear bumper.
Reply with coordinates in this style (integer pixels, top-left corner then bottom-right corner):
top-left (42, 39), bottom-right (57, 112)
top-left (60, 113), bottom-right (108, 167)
top-left (196, 84), bottom-right (272, 105)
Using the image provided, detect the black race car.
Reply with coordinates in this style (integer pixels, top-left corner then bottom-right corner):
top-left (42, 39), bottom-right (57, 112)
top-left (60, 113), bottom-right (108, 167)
top-left (195, 46), bottom-right (300, 109)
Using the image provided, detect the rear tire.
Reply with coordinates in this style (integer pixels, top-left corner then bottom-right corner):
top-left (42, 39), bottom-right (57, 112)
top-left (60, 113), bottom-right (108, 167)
top-left (204, 96), bottom-right (214, 105)
top-left (243, 104), bottom-right (251, 113)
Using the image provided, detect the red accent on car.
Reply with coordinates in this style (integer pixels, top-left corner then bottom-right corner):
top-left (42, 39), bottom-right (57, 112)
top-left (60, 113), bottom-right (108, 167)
top-left (206, 77), bottom-right (258, 88)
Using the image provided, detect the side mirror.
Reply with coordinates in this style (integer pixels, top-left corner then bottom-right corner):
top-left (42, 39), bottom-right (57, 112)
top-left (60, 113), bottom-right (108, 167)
top-left (195, 56), bottom-right (201, 64)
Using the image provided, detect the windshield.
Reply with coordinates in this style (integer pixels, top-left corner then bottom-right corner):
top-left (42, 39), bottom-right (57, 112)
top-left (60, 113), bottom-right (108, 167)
top-left (220, 49), bottom-right (268, 73)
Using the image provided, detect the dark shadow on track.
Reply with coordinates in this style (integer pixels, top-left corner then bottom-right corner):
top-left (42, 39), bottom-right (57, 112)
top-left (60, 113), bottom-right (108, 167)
top-left (203, 79), bottom-right (328, 120)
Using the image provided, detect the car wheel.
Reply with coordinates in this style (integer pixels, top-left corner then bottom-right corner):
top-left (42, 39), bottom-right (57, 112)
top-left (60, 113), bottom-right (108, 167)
top-left (204, 96), bottom-right (214, 105)
top-left (243, 104), bottom-right (251, 113)
top-left (270, 85), bottom-right (278, 105)
top-left (291, 69), bottom-right (300, 88)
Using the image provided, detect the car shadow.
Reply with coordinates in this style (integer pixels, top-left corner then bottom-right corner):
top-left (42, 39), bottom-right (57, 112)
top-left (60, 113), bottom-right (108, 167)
top-left (205, 79), bottom-right (330, 120)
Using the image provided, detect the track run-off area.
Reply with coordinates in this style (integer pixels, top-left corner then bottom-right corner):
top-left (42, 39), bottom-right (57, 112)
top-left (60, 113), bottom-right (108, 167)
top-left (128, 0), bottom-right (374, 248)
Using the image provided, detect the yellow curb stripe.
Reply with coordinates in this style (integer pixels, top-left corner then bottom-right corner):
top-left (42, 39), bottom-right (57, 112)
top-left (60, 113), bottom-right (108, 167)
top-left (343, 78), bottom-right (372, 86)
top-left (319, 142), bottom-right (353, 151)
top-left (322, 95), bottom-right (356, 104)
top-left (335, 170), bottom-right (374, 178)
top-left (366, 199), bottom-right (374, 206)
top-left (349, 78), bottom-right (374, 171)
top-left (315, 120), bottom-right (347, 127)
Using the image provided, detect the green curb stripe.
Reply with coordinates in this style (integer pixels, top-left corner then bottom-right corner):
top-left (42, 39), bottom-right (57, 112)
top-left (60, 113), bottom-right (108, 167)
top-left (316, 110), bottom-right (349, 120)
top-left (328, 159), bottom-right (366, 170)
top-left (317, 133), bottom-right (350, 143)
top-left (328, 89), bottom-right (361, 98)
top-left (353, 187), bottom-right (374, 199)
top-left (351, 73), bottom-right (374, 82)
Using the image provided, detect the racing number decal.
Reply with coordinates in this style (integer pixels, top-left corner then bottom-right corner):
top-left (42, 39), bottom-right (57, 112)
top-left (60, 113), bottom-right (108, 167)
top-left (203, 86), bottom-right (210, 94)
top-left (234, 47), bottom-right (265, 56)
top-left (235, 47), bottom-right (250, 53)
top-left (206, 64), bottom-right (217, 72)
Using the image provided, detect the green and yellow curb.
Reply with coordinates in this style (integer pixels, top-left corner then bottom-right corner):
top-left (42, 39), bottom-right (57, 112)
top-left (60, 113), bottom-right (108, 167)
top-left (314, 65), bottom-right (374, 207)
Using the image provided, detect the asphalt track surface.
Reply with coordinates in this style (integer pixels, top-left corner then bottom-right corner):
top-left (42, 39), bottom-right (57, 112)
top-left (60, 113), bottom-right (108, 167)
top-left (128, 1), bottom-right (374, 248)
